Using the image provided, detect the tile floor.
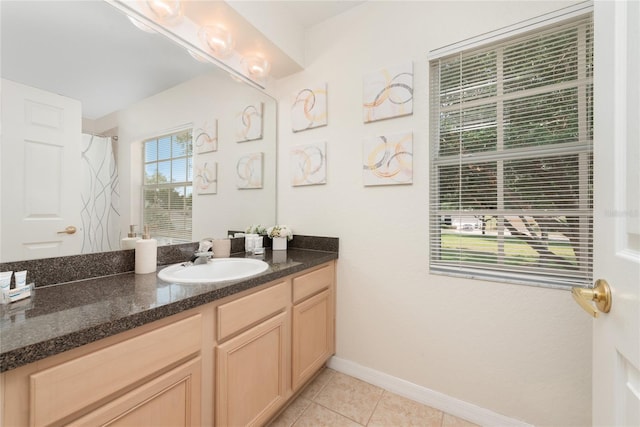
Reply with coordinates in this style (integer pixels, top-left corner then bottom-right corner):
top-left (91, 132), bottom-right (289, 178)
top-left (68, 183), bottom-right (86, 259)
top-left (269, 368), bottom-right (480, 427)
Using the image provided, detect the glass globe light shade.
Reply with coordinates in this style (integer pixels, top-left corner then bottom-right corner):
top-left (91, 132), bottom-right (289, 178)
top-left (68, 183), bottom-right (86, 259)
top-left (198, 25), bottom-right (235, 58)
top-left (146, 0), bottom-right (183, 25)
top-left (242, 54), bottom-right (271, 79)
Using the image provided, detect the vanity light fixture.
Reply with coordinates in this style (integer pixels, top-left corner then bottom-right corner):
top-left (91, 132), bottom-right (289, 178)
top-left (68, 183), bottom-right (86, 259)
top-left (127, 16), bottom-right (156, 33)
top-left (188, 50), bottom-right (209, 63)
top-left (198, 25), bottom-right (235, 58)
top-left (229, 72), bottom-right (246, 84)
top-left (146, 0), bottom-right (183, 25)
top-left (242, 53), bottom-right (271, 79)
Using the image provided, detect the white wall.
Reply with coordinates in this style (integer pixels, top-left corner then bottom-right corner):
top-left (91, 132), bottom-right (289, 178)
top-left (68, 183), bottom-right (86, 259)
top-left (275, 1), bottom-right (591, 426)
top-left (112, 71), bottom-right (277, 242)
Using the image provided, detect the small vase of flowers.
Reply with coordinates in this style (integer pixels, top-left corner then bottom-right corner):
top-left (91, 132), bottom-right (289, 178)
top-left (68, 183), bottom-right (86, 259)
top-left (267, 225), bottom-right (293, 251)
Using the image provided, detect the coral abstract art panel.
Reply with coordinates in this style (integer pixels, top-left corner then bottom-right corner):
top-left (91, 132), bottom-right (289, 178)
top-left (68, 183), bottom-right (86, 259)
top-left (290, 141), bottom-right (327, 186)
top-left (291, 83), bottom-right (328, 132)
top-left (363, 132), bottom-right (413, 186)
top-left (194, 120), bottom-right (218, 154)
top-left (363, 62), bottom-right (413, 123)
top-left (236, 152), bottom-right (263, 189)
top-left (194, 155), bottom-right (217, 194)
top-left (235, 103), bottom-right (263, 142)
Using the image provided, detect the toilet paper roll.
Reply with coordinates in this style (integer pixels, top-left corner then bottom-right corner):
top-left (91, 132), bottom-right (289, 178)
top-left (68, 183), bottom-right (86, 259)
top-left (212, 239), bottom-right (231, 258)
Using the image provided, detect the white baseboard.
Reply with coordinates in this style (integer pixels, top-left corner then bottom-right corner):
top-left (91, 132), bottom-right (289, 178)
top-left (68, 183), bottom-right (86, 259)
top-left (327, 356), bottom-right (533, 427)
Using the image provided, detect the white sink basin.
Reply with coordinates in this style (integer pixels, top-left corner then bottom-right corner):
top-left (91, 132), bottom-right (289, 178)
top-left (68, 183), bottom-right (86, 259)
top-left (158, 258), bottom-right (269, 284)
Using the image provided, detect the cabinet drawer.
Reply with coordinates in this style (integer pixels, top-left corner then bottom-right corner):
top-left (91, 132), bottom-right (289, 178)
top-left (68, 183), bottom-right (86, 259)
top-left (292, 263), bottom-right (334, 304)
top-left (30, 314), bottom-right (202, 427)
top-left (217, 280), bottom-right (288, 341)
top-left (68, 357), bottom-right (202, 427)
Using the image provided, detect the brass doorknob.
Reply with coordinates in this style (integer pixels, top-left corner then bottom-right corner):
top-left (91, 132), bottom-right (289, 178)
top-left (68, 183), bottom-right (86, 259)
top-left (571, 279), bottom-right (612, 318)
top-left (57, 226), bottom-right (77, 235)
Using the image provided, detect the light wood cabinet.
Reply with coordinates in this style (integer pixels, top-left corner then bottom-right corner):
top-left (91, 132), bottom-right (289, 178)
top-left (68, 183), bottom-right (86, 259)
top-left (291, 263), bottom-right (335, 391)
top-left (216, 312), bottom-right (290, 427)
top-left (292, 288), bottom-right (333, 390)
top-left (217, 280), bottom-right (289, 342)
top-left (215, 279), bottom-right (291, 427)
top-left (29, 315), bottom-right (202, 427)
top-left (214, 261), bottom-right (337, 426)
top-left (1, 310), bottom-right (208, 427)
top-left (69, 357), bottom-right (201, 427)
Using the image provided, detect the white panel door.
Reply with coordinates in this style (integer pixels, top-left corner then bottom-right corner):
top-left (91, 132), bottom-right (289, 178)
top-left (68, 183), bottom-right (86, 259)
top-left (592, 2), bottom-right (640, 426)
top-left (1, 79), bottom-right (82, 261)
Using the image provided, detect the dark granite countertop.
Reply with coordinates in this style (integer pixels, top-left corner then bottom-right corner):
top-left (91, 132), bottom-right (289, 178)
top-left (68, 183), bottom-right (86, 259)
top-left (0, 249), bottom-right (337, 373)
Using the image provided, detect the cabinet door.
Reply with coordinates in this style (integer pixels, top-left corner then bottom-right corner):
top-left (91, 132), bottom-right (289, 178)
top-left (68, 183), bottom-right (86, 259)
top-left (29, 315), bottom-right (202, 427)
top-left (216, 312), bottom-right (290, 427)
top-left (292, 288), bottom-right (334, 391)
top-left (69, 357), bottom-right (201, 426)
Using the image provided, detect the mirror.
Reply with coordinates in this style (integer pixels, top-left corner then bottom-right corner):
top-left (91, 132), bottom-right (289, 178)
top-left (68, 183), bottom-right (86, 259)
top-left (0, 0), bottom-right (277, 262)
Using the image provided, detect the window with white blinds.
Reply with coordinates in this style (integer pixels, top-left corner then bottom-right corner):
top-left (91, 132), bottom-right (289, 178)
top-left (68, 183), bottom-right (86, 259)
top-left (143, 129), bottom-right (193, 243)
top-left (429, 15), bottom-right (593, 289)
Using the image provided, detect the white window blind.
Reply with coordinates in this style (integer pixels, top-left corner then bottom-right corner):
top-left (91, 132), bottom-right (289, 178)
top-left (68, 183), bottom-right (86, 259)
top-left (143, 129), bottom-right (193, 243)
top-left (429, 15), bottom-right (593, 289)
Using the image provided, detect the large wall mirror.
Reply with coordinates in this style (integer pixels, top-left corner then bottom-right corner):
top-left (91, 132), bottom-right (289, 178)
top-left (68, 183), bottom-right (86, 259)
top-left (0, 0), bottom-right (277, 263)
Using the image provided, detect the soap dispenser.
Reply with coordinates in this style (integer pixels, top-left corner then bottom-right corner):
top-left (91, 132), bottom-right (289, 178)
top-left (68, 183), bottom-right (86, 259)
top-left (135, 225), bottom-right (157, 274)
top-left (121, 225), bottom-right (139, 250)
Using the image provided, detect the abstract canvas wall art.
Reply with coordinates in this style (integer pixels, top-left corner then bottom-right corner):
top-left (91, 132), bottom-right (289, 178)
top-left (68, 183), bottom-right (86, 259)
top-left (235, 103), bottom-right (263, 142)
top-left (194, 120), bottom-right (218, 154)
top-left (236, 152), bottom-right (263, 189)
top-left (363, 132), bottom-right (413, 186)
top-left (290, 141), bottom-right (327, 186)
top-left (194, 156), bottom-right (217, 194)
top-left (363, 62), bottom-right (413, 123)
top-left (291, 83), bottom-right (328, 132)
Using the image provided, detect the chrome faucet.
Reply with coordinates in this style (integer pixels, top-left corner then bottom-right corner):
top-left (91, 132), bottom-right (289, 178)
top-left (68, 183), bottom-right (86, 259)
top-left (188, 238), bottom-right (214, 265)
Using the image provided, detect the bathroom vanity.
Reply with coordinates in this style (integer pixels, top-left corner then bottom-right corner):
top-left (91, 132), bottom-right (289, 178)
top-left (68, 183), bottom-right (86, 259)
top-left (0, 248), bottom-right (337, 426)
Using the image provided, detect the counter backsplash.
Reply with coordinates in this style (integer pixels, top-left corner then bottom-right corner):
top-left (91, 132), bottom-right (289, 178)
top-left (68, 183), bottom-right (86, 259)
top-left (0, 235), bottom-right (338, 288)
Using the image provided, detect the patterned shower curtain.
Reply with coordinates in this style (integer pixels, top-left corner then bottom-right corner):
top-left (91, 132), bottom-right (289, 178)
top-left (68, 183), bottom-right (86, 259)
top-left (80, 134), bottom-right (121, 253)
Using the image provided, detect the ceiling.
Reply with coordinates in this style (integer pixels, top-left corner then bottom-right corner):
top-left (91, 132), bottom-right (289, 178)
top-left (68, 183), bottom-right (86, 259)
top-left (280, 1), bottom-right (366, 29)
top-left (1, 1), bottom-right (365, 120)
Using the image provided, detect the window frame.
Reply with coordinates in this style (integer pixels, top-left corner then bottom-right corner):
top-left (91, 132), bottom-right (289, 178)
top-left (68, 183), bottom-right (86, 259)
top-left (428, 9), bottom-right (594, 290)
top-left (142, 128), bottom-right (193, 244)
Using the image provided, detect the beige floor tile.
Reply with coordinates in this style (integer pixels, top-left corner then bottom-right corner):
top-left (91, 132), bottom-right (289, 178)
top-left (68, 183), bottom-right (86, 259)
top-left (367, 391), bottom-right (444, 427)
top-left (293, 402), bottom-right (363, 427)
top-left (269, 396), bottom-right (312, 427)
top-left (300, 368), bottom-right (336, 401)
top-left (313, 372), bottom-right (384, 425)
top-left (273, 370), bottom-right (482, 427)
top-left (442, 413), bottom-right (481, 427)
